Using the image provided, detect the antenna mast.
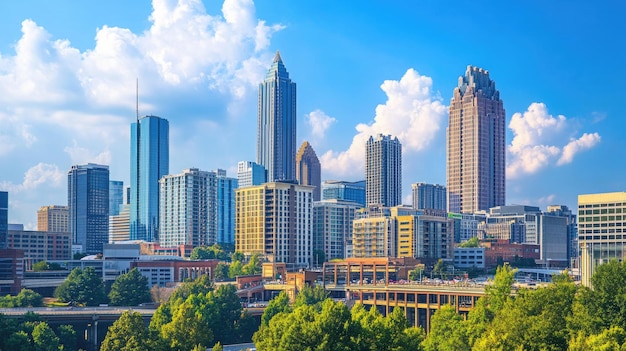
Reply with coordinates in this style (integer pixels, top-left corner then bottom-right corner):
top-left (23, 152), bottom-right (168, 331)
top-left (136, 78), bottom-right (139, 121)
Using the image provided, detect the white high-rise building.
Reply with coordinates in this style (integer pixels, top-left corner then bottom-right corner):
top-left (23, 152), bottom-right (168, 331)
top-left (365, 134), bottom-right (402, 207)
top-left (237, 161), bottom-right (266, 189)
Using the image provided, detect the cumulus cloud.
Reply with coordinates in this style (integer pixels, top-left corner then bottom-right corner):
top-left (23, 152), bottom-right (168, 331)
top-left (306, 109), bottom-right (336, 139)
top-left (320, 68), bottom-right (447, 177)
top-left (507, 103), bottom-right (601, 179)
top-left (64, 142), bottom-right (112, 166)
top-left (0, 163), bottom-right (64, 193)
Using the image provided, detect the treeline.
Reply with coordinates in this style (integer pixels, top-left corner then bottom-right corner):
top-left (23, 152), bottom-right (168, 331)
top-left (0, 313), bottom-right (77, 351)
top-left (100, 275), bottom-right (258, 351)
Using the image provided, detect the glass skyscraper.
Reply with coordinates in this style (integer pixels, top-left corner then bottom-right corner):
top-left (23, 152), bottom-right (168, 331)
top-left (257, 51), bottom-right (297, 182)
top-left (365, 134), bottom-right (402, 207)
top-left (296, 141), bottom-right (321, 201)
top-left (237, 161), bottom-right (266, 188)
top-left (0, 191), bottom-right (7, 249)
top-left (321, 180), bottom-right (366, 208)
top-left (447, 65), bottom-right (505, 214)
top-left (216, 169), bottom-right (238, 245)
top-left (109, 180), bottom-right (124, 216)
top-left (130, 115), bottom-right (169, 242)
top-left (68, 163), bottom-right (109, 254)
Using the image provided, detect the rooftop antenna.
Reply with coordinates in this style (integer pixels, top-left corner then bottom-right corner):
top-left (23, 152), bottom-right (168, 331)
top-left (136, 78), bottom-right (139, 122)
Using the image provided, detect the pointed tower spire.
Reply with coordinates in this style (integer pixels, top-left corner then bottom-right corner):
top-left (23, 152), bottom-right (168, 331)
top-left (273, 50), bottom-right (283, 63)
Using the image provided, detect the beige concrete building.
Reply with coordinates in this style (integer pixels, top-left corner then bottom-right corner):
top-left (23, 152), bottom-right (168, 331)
top-left (296, 141), bottom-right (321, 201)
top-left (578, 192), bottom-right (626, 286)
top-left (236, 182), bottom-right (313, 268)
top-left (37, 205), bottom-right (69, 233)
top-left (447, 66), bottom-right (505, 214)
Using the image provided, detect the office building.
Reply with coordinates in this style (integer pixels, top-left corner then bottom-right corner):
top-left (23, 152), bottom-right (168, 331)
top-left (546, 205), bottom-right (578, 265)
top-left (159, 168), bottom-right (216, 248)
top-left (578, 192), bottom-right (626, 286)
top-left (257, 51), bottom-right (297, 182)
top-left (365, 134), bottom-right (402, 207)
top-left (296, 141), bottom-right (321, 201)
top-left (237, 161), bottom-right (266, 189)
top-left (216, 169), bottom-right (238, 245)
top-left (7, 229), bottom-right (72, 266)
top-left (0, 191), bottom-right (7, 249)
top-left (130, 115), bottom-right (169, 242)
top-left (412, 183), bottom-right (447, 211)
top-left (236, 182), bottom-right (313, 268)
top-left (67, 163), bottom-right (110, 254)
top-left (447, 65), bottom-right (505, 214)
top-left (322, 180), bottom-right (366, 207)
top-left (109, 204), bottom-right (130, 243)
top-left (313, 200), bottom-right (359, 263)
top-left (37, 205), bottom-right (69, 233)
top-left (0, 249), bottom-right (23, 294)
top-left (109, 180), bottom-right (124, 216)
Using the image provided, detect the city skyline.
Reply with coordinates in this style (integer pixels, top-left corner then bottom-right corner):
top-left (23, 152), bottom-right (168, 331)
top-left (0, 0), bottom-right (624, 227)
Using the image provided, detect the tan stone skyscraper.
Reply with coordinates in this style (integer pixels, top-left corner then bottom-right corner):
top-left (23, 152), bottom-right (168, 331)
top-left (447, 66), bottom-right (505, 213)
top-left (296, 141), bottom-right (321, 201)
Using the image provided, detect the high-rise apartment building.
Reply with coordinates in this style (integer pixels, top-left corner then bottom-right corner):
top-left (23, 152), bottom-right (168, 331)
top-left (216, 169), bottom-right (238, 245)
top-left (37, 205), bottom-right (69, 233)
top-left (578, 192), bottom-right (626, 286)
top-left (237, 161), bottom-right (266, 189)
top-left (130, 115), bottom-right (169, 242)
top-left (109, 180), bottom-right (124, 216)
top-left (412, 183), bottom-right (447, 211)
top-left (296, 141), bottom-right (321, 201)
top-left (236, 182), bottom-right (312, 267)
top-left (312, 200), bottom-right (359, 263)
top-left (365, 134), bottom-right (402, 207)
top-left (159, 168), bottom-right (216, 248)
top-left (322, 180), bottom-right (366, 207)
top-left (447, 65), bottom-right (505, 214)
top-left (0, 191), bottom-right (7, 249)
top-left (257, 51), bottom-right (297, 182)
top-left (109, 204), bottom-right (130, 243)
top-left (68, 163), bottom-right (109, 254)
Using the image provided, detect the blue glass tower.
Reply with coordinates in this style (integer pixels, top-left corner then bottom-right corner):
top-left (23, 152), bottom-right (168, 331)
top-left (216, 169), bottom-right (238, 244)
top-left (68, 164), bottom-right (109, 254)
top-left (321, 180), bottom-right (366, 208)
top-left (257, 51), bottom-right (297, 182)
top-left (109, 180), bottom-right (124, 216)
top-left (0, 191), bottom-right (7, 249)
top-left (130, 115), bottom-right (169, 242)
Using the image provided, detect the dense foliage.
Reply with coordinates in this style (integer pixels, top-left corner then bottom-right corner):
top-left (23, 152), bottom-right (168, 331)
top-left (32, 261), bottom-right (63, 271)
top-left (108, 268), bottom-right (151, 306)
top-left (190, 244), bottom-right (229, 260)
top-left (0, 313), bottom-right (77, 351)
top-left (54, 267), bottom-right (106, 306)
top-left (0, 289), bottom-right (43, 308)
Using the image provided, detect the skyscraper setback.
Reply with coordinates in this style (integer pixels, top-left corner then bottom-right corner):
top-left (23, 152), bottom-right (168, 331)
top-left (257, 51), bottom-right (297, 182)
top-left (447, 66), bottom-right (505, 214)
top-left (130, 115), bottom-right (169, 242)
top-left (296, 141), bottom-right (321, 201)
top-left (365, 134), bottom-right (402, 207)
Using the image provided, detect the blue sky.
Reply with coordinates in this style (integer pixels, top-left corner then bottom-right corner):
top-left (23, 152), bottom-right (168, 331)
top-left (0, 0), bottom-right (624, 228)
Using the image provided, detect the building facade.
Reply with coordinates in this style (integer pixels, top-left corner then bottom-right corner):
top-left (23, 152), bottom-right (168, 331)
top-left (159, 168), bottom-right (217, 248)
top-left (313, 200), bottom-right (359, 263)
top-left (216, 169), bottom-right (238, 245)
top-left (68, 163), bottom-right (109, 254)
top-left (546, 205), bottom-right (578, 265)
top-left (236, 182), bottom-right (313, 268)
top-left (447, 65), bottom-right (505, 214)
top-left (109, 204), bottom-right (130, 243)
top-left (296, 141), bottom-right (321, 201)
top-left (130, 115), bottom-right (169, 242)
top-left (37, 205), bottom-right (69, 233)
top-left (237, 161), bottom-right (266, 189)
top-left (412, 183), bottom-right (447, 211)
top-left (0, 191), bottom-right (7, 249)
top-left (7, 230), bottom-right (72, 267)
top-left (109, 180), bottom-right (124, 216)
top-left (365, 134), bottom-right (402, 207)
top-left (257, 51), bottom-right (297, 182)
top-left (322, 180), bottom-right (366, 207)
top-left (578, 192), bottom-right (626, 286)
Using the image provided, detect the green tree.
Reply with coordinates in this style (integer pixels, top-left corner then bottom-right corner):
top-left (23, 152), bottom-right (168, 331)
top-left (231, 251), bottom-right (244, 262)
top-left (423, 304), bottom-right (469, 351)
top-left (54, 267), bottom-right (106, 306)
top-left (32, 322), bottom-right (60, 351)
top-left (214, 262), bottom-right (229, 281)
top-left (211, 341), bottom-right (224, 351)
top-left (293, 285), bottom-right (328, 309)
top-left (190, 246), bottom-right (215, 259)
top-left (160, 294), bottom-right (214, 351)
top-left (228, 260), bottom-right (244, 278)
top-left (458, 236), bottom-right (480, 248)
top-left (0, 289), bottom-right (43, 308)
top-left (409, 265), bottom-right (425, 281)
top-left (242, 253), bottom-right (262, 275)
top-left (32, 261), bottom-right (63, 271)
top-left (261, 291), bottom-right (291, 326)
top-left (569, 327), bottom-right (626, 351)
top-left (5, 330), bottom-right (32, 351)
top-left (56, 325), bottom-right (77, 351)
top-left (108, 268), bottom-right (151, 306)
top-left (433, 259), bottom-right (448, 279)
top-left (101, 311), bottom-right (152, 351)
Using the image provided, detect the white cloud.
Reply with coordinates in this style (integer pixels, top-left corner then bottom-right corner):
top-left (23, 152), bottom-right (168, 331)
top-left (0, 163), bottom-right (64, 193)
top-left (306, 109), bottom-right (336, 139)
top-left (507, 103), bottom-right (601, 179)
top-left (64, 142), bottom-right (112, 166)
top-left (320, 68), bottom-right (447, 177)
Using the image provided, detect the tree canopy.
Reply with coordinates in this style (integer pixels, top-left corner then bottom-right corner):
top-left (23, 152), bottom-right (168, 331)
top-left (54, 267), bottom-right (106, 306)
top-left (108, 268), bottom-right (151, 306)
top-left (458, 236), bottom-right (480, 248)
top-left (0, 289), bottom-right (43, 308)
